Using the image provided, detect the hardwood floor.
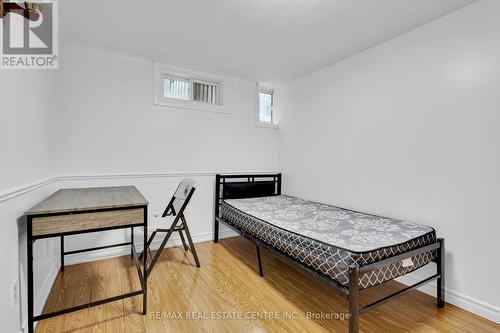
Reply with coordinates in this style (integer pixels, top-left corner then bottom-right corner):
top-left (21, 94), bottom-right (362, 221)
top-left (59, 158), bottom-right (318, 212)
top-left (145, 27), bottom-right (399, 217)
top-left (36, 237), bottom-right (499, 333)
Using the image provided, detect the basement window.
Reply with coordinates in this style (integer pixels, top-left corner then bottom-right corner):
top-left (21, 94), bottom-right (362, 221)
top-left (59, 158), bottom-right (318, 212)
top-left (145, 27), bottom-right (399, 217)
top-left (257, 86), bottom-right (277, 128)
top-left (192, 80), bottom-right (220, 104)
top-left (154, 63), bottom-right (225, 113)
top-left (163, 77), bottom-right (190, 101)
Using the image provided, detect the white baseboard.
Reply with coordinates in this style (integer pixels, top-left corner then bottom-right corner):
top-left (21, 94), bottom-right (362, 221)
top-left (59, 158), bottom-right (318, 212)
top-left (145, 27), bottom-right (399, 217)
top-left (36, 262), bottom-right (60, 316)
top-left (397, 274), bottom-right (500, 324)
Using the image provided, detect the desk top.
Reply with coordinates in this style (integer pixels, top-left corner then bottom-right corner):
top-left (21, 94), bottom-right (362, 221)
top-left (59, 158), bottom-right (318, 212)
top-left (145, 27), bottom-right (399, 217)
top-left (26, 186), bottom-right (148, 216)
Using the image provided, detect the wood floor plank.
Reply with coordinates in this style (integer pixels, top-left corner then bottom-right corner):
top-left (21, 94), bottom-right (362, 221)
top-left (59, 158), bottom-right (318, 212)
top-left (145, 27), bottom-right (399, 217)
top-left (86, 258), bottom-right (126, 333)
top-left (62, 262), bottom-right (93, 333)
top-left (36, 237), bottom-right (500, 333)
top-left (87, 260), bottom-right (106, 333)
top-left (218, 237), bottom-right (346, 331)
top-left (199, 241), bottom-right (331, 332)
top-left (36, 264), bottom-right (86, 333)
top-left (118, 256), bottom-right (147, 333)
top-left (151, 248), bottom-right (211, 332)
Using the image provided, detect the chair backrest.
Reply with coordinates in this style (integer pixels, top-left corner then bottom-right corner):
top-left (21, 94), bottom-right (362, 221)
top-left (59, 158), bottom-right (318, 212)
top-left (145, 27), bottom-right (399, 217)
top-left (174, 178), bottom-right (196, 200)
top-left (162, 178), bottom-right (196, 218)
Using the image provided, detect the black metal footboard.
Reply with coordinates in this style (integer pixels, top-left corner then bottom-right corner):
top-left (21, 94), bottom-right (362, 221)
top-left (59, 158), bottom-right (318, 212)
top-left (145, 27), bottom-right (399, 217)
top-left (347, 238), bottom-right (444, 333)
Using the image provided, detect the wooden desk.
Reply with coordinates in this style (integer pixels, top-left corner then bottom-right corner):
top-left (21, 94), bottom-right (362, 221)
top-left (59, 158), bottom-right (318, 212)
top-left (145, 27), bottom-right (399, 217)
top-left (25, 186), bottom-right (148, 333)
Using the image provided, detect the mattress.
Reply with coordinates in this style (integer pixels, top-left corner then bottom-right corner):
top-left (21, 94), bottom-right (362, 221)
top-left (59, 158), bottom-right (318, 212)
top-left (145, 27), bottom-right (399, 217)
top-left (220, 195), bottom-right (436, 289)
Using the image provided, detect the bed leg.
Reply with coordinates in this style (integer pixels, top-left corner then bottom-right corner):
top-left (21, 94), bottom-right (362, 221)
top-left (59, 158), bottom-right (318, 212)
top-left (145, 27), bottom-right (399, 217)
top-left (348, 267), bottom-right (359, 333)
top-left (437, 238), bottom-right (445, 308)
top-left (256, 245), bottom-right (264, 277)
top-left (214, 175), bottom-right (220, 243)
top-left (214, 218), bottom-right (219, 243)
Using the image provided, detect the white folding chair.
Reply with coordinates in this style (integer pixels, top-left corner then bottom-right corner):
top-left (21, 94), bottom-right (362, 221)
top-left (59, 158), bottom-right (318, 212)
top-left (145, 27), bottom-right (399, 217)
top-left (139, 179), bottom-right (200, 275)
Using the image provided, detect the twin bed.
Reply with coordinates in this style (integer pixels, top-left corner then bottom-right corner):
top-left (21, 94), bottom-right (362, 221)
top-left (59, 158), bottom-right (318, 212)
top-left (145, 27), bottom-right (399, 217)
top-left (214, 173), bottom-right (444, 333)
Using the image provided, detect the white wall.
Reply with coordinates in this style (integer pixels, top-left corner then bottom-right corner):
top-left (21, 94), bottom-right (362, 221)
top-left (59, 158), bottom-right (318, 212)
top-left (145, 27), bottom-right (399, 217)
top-left (56, 43), bottom-right (278, 176)
top-left (279, 0), bottom-right (499, 322)
top-left (53, 42), bottom-right (278, 259)
top-left (0, 71), bottom-right (59, 333)
top-left (0, 71), bottom-right (56, 190)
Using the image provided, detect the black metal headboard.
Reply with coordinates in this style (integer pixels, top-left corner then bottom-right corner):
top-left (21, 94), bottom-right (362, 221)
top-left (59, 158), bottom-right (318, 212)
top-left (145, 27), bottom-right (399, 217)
top-left (213, 173), bottom-right (281, 243)
top-left (214, 173), bottom-right (281, 216)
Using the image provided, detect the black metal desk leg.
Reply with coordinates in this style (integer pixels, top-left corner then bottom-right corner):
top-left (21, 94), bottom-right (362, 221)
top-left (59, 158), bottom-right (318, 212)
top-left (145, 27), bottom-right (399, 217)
top-left (27, 217), bottom-right (34, 333)
top-left (143, 207), bottom-right (148, 315)
top-left (131, 227), bottom-right (134, 259)
top-left (60, 235), bottom-right (64, 272)
top-left (348, 267), bottom-right (359, 333)
top-left (437, 238), bottom-right (445, 308)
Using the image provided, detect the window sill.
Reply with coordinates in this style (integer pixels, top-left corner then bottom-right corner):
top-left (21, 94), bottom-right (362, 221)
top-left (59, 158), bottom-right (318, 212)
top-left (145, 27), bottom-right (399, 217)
top-left (256, 122), bottom-right (278, 129)
top-left (154, 98), bottom-right (228, 114)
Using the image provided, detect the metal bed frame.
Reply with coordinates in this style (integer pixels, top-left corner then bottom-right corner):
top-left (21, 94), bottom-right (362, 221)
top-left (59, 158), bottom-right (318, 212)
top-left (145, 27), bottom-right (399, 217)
top-left (213, 173), bottom-right (444, 333)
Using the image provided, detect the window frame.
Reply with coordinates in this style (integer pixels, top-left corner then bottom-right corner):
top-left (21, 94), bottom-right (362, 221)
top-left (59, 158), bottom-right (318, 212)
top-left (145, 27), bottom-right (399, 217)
top-left (256, 85), bottom-right (278, 129)
top-left (154, 63), bottom-right (226, 114)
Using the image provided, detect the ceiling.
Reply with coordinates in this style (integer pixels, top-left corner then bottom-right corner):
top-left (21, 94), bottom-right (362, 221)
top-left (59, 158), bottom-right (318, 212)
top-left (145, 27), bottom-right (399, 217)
top-left (61, 0), bottom-right (477, 82)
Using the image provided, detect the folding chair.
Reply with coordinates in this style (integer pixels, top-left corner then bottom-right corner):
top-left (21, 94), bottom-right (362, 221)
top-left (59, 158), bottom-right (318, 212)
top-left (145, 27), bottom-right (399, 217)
top-left (139, 179), bottom-right (200, 276)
